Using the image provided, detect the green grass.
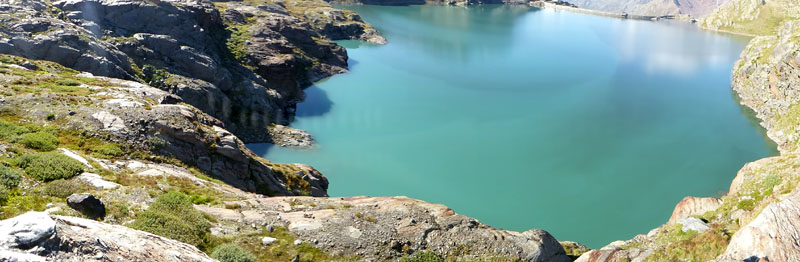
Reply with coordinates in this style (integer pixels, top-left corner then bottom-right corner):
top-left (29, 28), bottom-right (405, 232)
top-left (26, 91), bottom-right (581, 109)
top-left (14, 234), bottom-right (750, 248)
top-left (92, 143), bottom-right (124, 158)
top-left (226, 23), bottom-right (252, 63)
top-left (645, 224), bottom-right (731, 262)
top-left (212, 244), bottom-right (257, 262)
top-left (129, 191), bottom-right (213, 247)
top-left (19, 131), bottom-right (59, 151)
top-left (16, 152), bottom-right (85, 182)
top-left (42, 179), bottom-right (88, 198)
top-left (400, 250), bottom-right (444, 262)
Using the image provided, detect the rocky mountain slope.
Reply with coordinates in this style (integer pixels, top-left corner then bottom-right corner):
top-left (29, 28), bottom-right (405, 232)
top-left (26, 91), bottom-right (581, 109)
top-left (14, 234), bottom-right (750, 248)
top-left (0, 0), bottom-right (384, 143)
top-left (563, 0), bottom-right (730, 18)
top-left (701, 0), bottom-right (800, 35)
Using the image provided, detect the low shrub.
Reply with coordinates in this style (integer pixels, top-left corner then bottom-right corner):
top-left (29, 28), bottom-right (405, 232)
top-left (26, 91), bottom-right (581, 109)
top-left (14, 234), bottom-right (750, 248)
top-left (400, 250), bottom-right (443, 262)
top-left (43, 179), bottom-right (87, 198)
top-left (129, 191), bottom-right (211, 247)
top-left (211, 244), bottom-right (257, 262)
top-left (55, 79), bottom-right (81, 86)
top-left (0, 120), bottom-right (29, 140)
top-left (0, 186), bottom-right (8, 205)
top-left (16, 152), bottom-right (84, 181)
top-left (0, 165), bottom-right (22, 189)
top-left (92, 144), bottom-right (124, 158)
top-left (19, 131), bottom-right (58, 151)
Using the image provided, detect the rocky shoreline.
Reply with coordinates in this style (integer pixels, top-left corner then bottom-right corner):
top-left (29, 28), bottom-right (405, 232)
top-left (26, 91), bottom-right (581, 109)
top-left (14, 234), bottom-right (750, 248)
top-left (1, 0), bottom-right (800, 261)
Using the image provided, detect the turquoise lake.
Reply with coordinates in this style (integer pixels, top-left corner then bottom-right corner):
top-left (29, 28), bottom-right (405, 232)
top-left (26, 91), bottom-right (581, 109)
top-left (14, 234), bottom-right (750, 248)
top-left (248, 5), bottom-right (776, 247)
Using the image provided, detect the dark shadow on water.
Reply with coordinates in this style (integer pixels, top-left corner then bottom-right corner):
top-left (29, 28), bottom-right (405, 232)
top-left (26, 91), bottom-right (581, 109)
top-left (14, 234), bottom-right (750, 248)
top-left (296, 85), bottom-right (334, 117)
top-left (348, 58), bottom-right (359, 71)
top-left (733, 89), bottom-right (780, 155)
top-left (246, 142), bottom-right (274, 156)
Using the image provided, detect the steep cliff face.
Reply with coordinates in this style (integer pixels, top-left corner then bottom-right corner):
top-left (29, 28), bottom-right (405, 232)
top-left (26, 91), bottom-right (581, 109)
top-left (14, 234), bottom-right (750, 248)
top-left (563, 0), bottom-right (729, 17)
top-left (0, 0), bottom-right (384, 143)
top-left (701, 0), bottom-right (800, 35)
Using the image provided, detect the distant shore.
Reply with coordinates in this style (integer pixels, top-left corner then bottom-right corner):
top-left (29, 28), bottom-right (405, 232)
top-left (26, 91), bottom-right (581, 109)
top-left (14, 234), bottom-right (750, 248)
top-left (529, 1), bottom-right (692, 22)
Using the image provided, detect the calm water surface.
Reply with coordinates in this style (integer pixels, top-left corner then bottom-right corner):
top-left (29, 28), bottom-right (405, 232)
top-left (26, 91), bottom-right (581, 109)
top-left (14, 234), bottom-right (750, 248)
top-left (249, 5), bottom-right (775, 247)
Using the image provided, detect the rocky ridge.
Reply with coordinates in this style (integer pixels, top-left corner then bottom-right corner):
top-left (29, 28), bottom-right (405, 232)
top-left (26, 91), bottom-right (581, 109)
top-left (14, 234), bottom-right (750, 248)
top-left (701, 0), bottom-right (800, 36)
top-left (0, 55), bottom-right (327, 196)
top-left (0, 0), bottom-right (384, 144)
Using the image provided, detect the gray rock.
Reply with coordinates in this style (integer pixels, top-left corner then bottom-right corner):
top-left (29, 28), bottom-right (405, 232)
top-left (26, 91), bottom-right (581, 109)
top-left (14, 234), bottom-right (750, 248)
top-left (0, 213), bottom-right (215, 261)
top-left (262, 236), bottom-right (277, 245)
top-left (0, 212), bottom-right (55, 249)
top-left (676, 217), bottom-right (711, 233)
top-left (66, 194), bottom-right (106, 219)
top-left (76, 173), bottom-right (120, 190)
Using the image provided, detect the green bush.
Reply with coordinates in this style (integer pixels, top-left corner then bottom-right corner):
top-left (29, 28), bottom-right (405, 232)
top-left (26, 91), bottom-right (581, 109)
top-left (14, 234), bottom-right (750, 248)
top-left (0, 165), bottom-right (22, 189)
top-left (43, 179), bottom-right (87, 198)
top-left (92, 144), bottom-right (124, 158)
top-left (55, 79), bottom-right (81, 86)
top-left (46, 113), bottom-right (55, 121)
top-left (16, 152), bottom-right (84, 181)
top-left (400, 251), bottom-right (443, 262)
top-left (0, 186), bottom-right (8, 205)
top-left (19, 131), bottom-right (58, 151)
top-left (211, 244), bottom-right (256, 262)
top-left (0, 120), bottom-right (29, 140)
top-left (129, 191), bottom-right (211, 247)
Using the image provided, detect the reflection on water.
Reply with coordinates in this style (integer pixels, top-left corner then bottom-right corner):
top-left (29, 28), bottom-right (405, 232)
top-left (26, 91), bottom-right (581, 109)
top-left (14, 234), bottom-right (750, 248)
top-left (253, 5), bottom-right (774, 248)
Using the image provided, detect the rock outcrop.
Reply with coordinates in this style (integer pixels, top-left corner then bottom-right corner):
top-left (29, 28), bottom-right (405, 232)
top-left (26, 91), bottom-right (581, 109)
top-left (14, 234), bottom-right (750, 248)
top-left (701, 0), bottom-right (800, 35)
top-left (197, 196), bottom-right (572, 261)
top-left (729, 20), bottom-right (800, 154)
top-left (668, 196), bottom-right (722, 223)
top-left (714, 189), bottom-right (800, 262)
top-left (66, 193), bottom-right (106, 219)
top-left (0, 55), bottom-right (327, 196)
top-left (0, 0), bottom-right (385, 143)
top-left (0, 212), bottom-right (216, 262)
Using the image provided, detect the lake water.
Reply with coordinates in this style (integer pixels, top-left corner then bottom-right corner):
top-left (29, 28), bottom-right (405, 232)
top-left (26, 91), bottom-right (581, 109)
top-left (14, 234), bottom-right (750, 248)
top-left (248, 5), bottom-right (775, 247)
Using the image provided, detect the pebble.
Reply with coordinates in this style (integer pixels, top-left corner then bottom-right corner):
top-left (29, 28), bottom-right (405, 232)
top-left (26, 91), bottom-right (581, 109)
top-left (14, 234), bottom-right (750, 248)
top-left (294, 240), bottom-right (302, 245)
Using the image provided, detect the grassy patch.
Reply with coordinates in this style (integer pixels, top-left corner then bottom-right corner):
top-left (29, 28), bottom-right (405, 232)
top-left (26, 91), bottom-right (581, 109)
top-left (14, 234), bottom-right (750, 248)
top-left (19, 131), bottom-right (59, 151)
top-left (212, 244), bottom-right (257, 262)
top-left (231, 226), bottom-right (354, 262)
top-left (400, 250), bottom-right (444, 262)
top-left (91, 143), bottom-right (124, 158)
top-left (16, 152), bottom-right (85, 181)
top-left (129, 191), bottom-right (213, 248)
top-left (42, 179), bottom-right (88, 198)
top-left (645, 225), bottom-right (731, 262)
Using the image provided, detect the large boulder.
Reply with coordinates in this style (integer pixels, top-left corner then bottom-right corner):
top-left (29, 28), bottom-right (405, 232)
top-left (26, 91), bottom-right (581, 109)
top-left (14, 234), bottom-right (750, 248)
top-left (714, 189), bottom-right (800, 262)
top-left (0, 212), bottom-right (216, 262)
top-left (66, 193), bottom-right (106, 219)
top-left (0, 212), bottom-right (56, 250)
top-left (668, 196), bottom-right (722, 223)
